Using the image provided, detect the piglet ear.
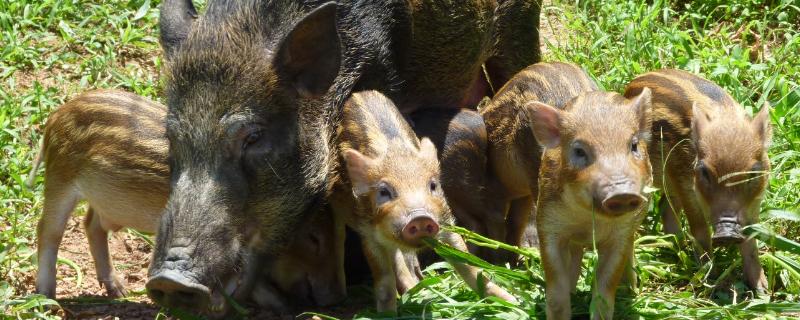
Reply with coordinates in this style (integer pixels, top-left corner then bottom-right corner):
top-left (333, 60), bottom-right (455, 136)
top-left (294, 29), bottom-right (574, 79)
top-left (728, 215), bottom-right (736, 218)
top-left (342, 149), bottom-right (375, 196)
top-left (526, 101), bottom-right (562, 149)
top-left (691, 102), bottom-right (710, 144)
top-left (752, 102), bottom-right (772, 148)
top-left (630, 87), bottom-right (653, 138)
top-left (274, 2), bottom-right (341, 98)
top-left (419, 137), bottom-right (439, 162)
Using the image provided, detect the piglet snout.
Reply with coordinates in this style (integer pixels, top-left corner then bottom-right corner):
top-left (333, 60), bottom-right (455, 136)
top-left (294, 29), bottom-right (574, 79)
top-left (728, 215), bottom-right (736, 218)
top-left (712, 216), bottom-right (745, 247)
top-left (401, 213), bottom-right (440, 246)
top-left (601, 192), bottom-right (645, 216)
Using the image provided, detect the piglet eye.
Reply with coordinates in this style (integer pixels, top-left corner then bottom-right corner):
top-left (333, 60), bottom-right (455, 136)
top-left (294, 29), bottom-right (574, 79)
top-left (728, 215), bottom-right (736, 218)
top-left (631, 137), bottom-right (641, 157)
top-left (697, 161), bottom-right (711, 183)
top-left (569, 142), bottom-right (591, 168)
top-left (376, 182), bottom-right (395, 205)
top-left (429, 180), bottom-right (438, 193)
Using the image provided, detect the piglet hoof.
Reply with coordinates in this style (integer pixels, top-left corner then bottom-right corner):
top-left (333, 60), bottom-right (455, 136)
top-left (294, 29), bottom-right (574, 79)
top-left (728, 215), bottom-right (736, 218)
top-left (101, 276), bottom-right (128, 298)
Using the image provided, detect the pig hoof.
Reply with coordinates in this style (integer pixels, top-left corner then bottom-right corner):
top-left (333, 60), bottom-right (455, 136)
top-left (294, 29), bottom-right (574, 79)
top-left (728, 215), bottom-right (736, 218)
top-left (102, 278), bottom-right (128, 298)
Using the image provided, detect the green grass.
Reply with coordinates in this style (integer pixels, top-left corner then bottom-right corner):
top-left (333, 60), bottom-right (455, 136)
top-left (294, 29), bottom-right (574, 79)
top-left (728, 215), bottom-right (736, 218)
top-left (1, 0), bottom-right (799, 319)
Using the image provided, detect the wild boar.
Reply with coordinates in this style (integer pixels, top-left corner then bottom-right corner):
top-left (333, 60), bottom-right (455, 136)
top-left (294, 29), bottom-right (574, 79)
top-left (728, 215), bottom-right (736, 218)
top-left (328, 91), bottom-right (516, 312)
top-left (625, 69), bottom-right (771, 292)
top-left (480, 62), bottom-right (599, 262)
top-left (531, 89), bottom-right (653, 319)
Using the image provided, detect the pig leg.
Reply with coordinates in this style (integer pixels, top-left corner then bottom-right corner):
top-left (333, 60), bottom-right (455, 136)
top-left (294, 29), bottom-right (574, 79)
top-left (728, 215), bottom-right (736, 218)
top-left (84, 207), bottom-right (126, 298)
top-left (541, 237), bottom-right (575, 319)
top-left (592, 238), bottom-right (633, 320)
top-left (675, 182), bottom-right (711, 258)
top-left (506, 195), bottom-right (534, 249)
top-left (659, 194), bottom-right (681, 235)
top-left (362, 238), bottom-right (398, 312)
top-left (741, 237), bottom-right (767, 293)
top-left (520, 204), bottom-right (538, 249)
top-left (36, 182), bottom-right (79, 298)
top-left (482, 193), bottom-right (511, 263)
top-left (394, 250), bottom-right (420, 294)
top-left (439, 231), bottom-right (517, 303)
top-left (568, 245), bottom-right (583, 294)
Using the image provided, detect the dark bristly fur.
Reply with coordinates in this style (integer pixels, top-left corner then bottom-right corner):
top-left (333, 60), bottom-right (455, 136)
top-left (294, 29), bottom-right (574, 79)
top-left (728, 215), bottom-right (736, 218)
top-left (149, 0), bottom-right (342, 315)
top-left (624, 69), bottom-right (771, 293)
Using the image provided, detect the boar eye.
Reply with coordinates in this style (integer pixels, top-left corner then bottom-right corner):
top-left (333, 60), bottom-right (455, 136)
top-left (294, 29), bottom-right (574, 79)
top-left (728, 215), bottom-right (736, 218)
top-left (376, 182), bottom-right (395, 205)
top-left (242, 131), bottom-right (262, 151)
top-left (569, 142), bottom-right (591, 168)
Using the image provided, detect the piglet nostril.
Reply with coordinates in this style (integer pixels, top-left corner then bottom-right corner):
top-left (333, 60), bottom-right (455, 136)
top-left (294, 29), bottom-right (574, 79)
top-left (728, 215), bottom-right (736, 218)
top-left (401, 214), bottom-right (440, 246)
top-left (601, 193), bottom-right (644, 215)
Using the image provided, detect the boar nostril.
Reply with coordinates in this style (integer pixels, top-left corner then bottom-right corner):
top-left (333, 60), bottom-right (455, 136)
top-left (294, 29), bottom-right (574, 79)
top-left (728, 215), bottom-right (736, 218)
top-left (147, 270), bottom-right (211, 311)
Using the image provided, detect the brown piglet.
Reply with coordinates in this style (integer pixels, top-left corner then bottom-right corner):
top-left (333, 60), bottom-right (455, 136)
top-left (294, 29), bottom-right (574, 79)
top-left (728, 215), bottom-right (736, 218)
top-left (530, 89), bottom-right (654, 319)
top-left (329, 91), bottom-right (516, 313)
top-left (625, 69), bottom-right (771, 292)
top-left (30, 90), bottom-right (345, 312)
top-left (480, 62), bottom-right (599, 262)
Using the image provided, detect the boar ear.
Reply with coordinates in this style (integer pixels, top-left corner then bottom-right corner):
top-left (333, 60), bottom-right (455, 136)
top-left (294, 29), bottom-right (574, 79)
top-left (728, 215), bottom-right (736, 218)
top-left (343, 149), bottom-right (375, 196)
top-left (691, 102), bottom-right (710, 143)
top-left (419, 138), bottom-right (439, 161)
top-left (630, 87), bottom-right (653, 138)
top-left (752, 102), bottom-right (772, 148)
top-left (526, 101), bottom-right (562, 149)
top-left (275, 2), bottom-right (341, 98)
top-left (159, 0), bottom-right (198, 59)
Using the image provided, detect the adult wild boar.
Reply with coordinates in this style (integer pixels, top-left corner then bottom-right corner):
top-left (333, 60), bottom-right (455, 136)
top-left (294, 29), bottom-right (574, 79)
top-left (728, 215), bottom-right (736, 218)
top-left (147, 0), bottom-right (342, 316)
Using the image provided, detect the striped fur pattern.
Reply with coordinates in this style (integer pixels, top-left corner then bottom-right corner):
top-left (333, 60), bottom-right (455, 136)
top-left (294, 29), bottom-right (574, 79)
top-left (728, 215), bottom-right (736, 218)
top-left (328, 91), bottom-right (515, 312)
top-left (624, 69), bottom-right (771, 292)
top-left (33, 89), bottom-right (169, 299)
top-left (533, 89), bottom-right (653, 320)
top-left (479, 62), bottom-right (599, 263)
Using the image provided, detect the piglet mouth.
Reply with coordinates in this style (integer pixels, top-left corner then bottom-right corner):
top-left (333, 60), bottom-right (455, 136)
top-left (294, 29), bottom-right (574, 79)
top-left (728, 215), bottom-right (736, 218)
top-left (712, 216), bottom-right (745, 247)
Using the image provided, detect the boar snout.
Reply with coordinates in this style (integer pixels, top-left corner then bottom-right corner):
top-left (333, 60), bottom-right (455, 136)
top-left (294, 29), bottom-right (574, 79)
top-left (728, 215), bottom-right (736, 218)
top-left (401, 211), bottom-right (441, 246)
top-left (712, 215), bottom-right (745, 247)
top-left (147, 269), bottom-right (211, 312)
top-left (596, 178), bottom-right (646, 216)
